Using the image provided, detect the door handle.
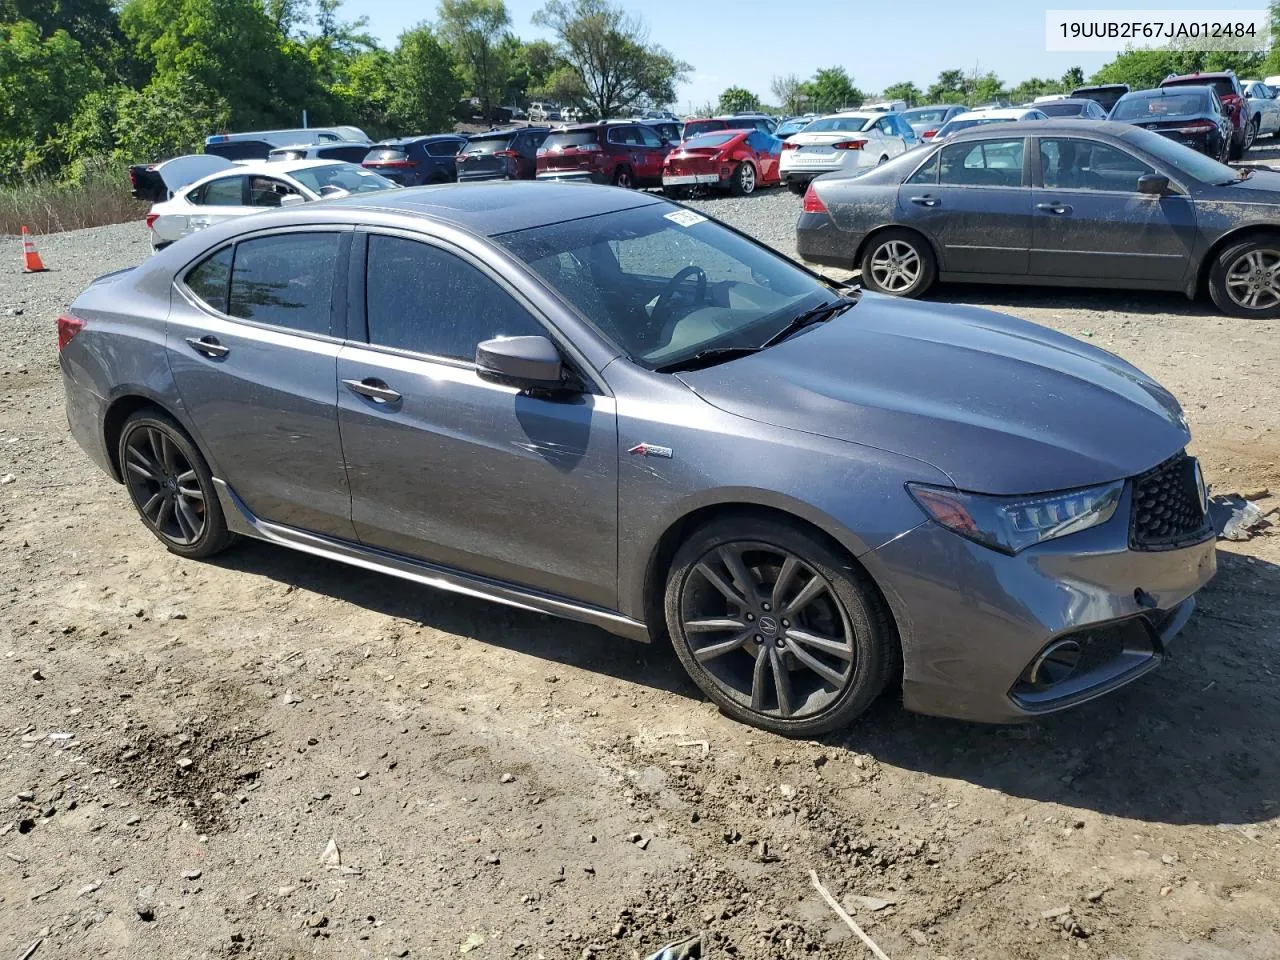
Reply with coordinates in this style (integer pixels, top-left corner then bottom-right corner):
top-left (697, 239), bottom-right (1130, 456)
top-left (909, 195), bottom-right (939, 207)
top-left (186, 335), bottom-right (229, 358)
top-left (343, 377), bottom-right (402, 404)
top-left (1036, 202), bottom-right (1072, 214)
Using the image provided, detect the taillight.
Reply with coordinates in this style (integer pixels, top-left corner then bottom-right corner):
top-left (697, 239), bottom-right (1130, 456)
top-left (782, 141), bottom-right (800, 150)
top-left (922, 129), bottom-right (937, 139)
top-left (145, 213), bottom-right (159, 230)
top-left (57, 313), bottom-right (85, 351)
top-left (801, 185), bottom-right (828, 214)
top-left (1173, 120), bottom-right (1216, 133)
top-left (493, 150), bottom-right (519, 159)
top-left (832, 139), bottom-right (867, 151)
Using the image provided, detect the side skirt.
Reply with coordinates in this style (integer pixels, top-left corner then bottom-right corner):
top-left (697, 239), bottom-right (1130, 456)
top-left (212, 479), bottom-right (650, 643)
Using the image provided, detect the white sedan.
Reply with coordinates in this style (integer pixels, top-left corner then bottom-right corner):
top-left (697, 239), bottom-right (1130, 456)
top-left (147, 159), bottom-right (397, 249)
top-left (1242, 80), bottom-right (1280, 141)
top-left (931, 107), bottom-right (1049, 143)
top-left (778, 111), bottom-right (915, 193)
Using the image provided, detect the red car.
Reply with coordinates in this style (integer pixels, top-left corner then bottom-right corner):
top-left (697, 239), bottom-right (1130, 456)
top-left (535, 121), bottom-right (669, 187)
top-left (662, 128), bottom-right (783, 197)
top-left (1160, 71), bottom-right (1247, 160)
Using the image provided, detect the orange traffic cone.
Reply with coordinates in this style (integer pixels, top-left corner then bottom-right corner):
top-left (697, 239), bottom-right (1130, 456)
top-left (21, 226), bottom-right (47, 273)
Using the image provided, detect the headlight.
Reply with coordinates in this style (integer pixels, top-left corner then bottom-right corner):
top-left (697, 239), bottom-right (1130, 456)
top-left (906, 480), bottom-right (1124, 555)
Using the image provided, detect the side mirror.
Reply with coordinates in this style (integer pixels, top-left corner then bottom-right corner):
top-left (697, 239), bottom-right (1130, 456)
top-left (1136, 174), bottom-right (1170, 196)
top-left (279, 193), bottom-right (306, 206)
top-left (476, 335), bottom-right (566, 390)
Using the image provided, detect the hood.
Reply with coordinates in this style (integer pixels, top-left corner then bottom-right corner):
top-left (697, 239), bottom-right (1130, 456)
top-left (677, 294), bottom-right (1189, 495)
top-left (1201, 168), bottom-right (1280, 201)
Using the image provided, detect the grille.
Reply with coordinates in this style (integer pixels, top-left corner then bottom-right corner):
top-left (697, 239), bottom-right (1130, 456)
top-left (1129, 453), bottom-right (1211, 550)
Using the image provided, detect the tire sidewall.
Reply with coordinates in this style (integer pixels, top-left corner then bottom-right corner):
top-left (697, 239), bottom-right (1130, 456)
top-left (733, 162), bottom-right (756, 196)
top-left (860, 229), bottom-right (937, 298)
top-left (613, 165), bottom-right (633, 188)
top-left (1208, 238), bottom-right (1280, 319)
top-left (663, 516), bottom-right (892, 736)
top-left (118, 411), bottom-right (232, 559)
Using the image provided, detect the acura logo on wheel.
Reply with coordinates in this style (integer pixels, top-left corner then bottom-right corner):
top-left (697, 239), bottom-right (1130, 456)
top-left (757, 616), bottom-right (779, 637)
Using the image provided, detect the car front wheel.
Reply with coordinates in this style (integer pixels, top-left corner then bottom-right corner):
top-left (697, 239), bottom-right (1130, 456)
top-left (859, 228), bottom-right (937, 298)
top-left (664, 515), bottom-right (896, 736)
top-left (118, 409), bottom-right (235, 559)
top-left (1209, 237), bottom-right (1280, 318)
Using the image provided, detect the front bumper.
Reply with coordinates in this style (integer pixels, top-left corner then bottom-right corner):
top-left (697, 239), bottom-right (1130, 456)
top-left (869, 484), bottom-right (1217, 723)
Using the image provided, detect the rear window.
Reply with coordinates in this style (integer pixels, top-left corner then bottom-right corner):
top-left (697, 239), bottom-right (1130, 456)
top-left (269, 149), bottom-right (307, 161)
top-left (684, 132), bottom-right (737, 148)
top-left (721, 117), bottom-right (761, 129)
top-left (682, 120), bottom-right (725, 139)
top-left (936, 116), bottom-right (1016, 136)
top-left (425, 140), bottom-right (463, 157)
top-left (364, 148), bottom-right (408, 162)
top-left (903, 108), bottom-right (950, 124)
top-left (1112, 93), bottom-right (1210, 120)
top-left (1164, 77), bottom-right (1235, 98)
top-left (540, 130), bottom-right (601, 150)
top-left (288, 163), bottom-right (395, 195)
top-left (463, 135), bottom-right (515, 154)
top-left (803, 116), bottom-right (874, 133)
top-left (1038, 101), bottom-right (1086, 117)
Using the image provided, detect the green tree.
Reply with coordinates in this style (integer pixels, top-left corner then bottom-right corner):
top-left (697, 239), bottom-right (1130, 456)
top-left (1007, 76), bottom-right (1060, 104)
top-left (1091, 47), bottom-right (1261, 88)
top-left (881, 81), bottom-right (921, 105)
top-left (0, 20), bottom-right (102, 176)
top-left (925, 68), bottom-right (966, 104)
top-left (717, 85), bottom-right (760, 113)
top-left (968, 69), bottom-right (1005, 105)
top-left (438, 0), bottom-right (511, 120)
top-left (1061, 65), bottom-right (1085, 89)
top-left (389, 24), bottom-right (461, 133)
top-left (800, 66), bottom-right (863, 113)
top-left (532, 0), bottom-right (689, 117)
top-left (330, 48), bottom-right (396, 137)
top-left (771, 72), bottom-right (802, 114)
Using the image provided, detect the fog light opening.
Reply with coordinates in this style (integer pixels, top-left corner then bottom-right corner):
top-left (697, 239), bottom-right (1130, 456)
top-left (1026, 639), bottom-right (1082, 688)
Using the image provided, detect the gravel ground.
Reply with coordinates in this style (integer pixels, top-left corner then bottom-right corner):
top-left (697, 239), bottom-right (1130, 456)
top-left (1, 170), bottom-right (1279, 960)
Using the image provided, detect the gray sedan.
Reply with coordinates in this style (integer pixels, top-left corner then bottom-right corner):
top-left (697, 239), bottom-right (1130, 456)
top-left (796, 119), bottom-right (1280, 317)
top-left (60, 182), bottom-right (1215, 735)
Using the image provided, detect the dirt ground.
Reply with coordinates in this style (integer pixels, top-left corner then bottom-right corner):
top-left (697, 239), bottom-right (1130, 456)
top-left (1, 162), bottom-right (1279, 960)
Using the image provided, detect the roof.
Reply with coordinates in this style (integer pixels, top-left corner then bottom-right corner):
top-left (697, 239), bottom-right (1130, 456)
top-left (903, 103), bottom-right (965, 111)
top-left (1122, 85), bottom-right (1215, 98)
top-left (951, 108), bottom-right (1041, 120)
top-left (324, 180), bottom-right (662, 237)
top-left (825, 111), bottom-right (878, 120)
top-left (1164, 71), bottom-right (1233, 81)
top-left (943, 119), bottom-right (1138, 141)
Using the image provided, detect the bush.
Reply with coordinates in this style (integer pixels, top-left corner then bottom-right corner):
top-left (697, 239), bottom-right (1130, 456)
top-left (0, 156), bottom-right (144, 235)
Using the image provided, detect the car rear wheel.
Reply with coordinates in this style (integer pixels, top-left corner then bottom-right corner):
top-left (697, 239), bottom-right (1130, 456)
top-left (859, 228), bottom-right (937, 298)
top-left (662, 186), bottom-right (685, 199)
top-left (613, 165), bottom-right (634, 188)
top-left (729, 162), bottom-right (756, 196)
top-left (665, 516), bottom-right (896, 736)
top-left (1228, 131), bottom-right (1245, 162)
top-left (1209, 237), bottom-right (1280, 318)
top-left (118, 410), bottom-right (235, 559)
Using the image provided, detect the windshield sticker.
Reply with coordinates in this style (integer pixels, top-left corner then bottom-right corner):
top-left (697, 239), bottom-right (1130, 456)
top-left (664, 209), bottom-right (707, 227)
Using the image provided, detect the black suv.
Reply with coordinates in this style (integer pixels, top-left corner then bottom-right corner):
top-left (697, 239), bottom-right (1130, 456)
top-left (456, 127), bottom-right (551, 181)
top-left (361, 135), bottom-right (468, 185)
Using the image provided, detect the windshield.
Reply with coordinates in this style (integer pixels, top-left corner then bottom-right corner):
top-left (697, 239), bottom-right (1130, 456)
top-left (902, 107), bottom-right (950, 124)
top-left (684, 132), bottom-right (737, 148)
top-left (462, 135), bottom-right (516, 154)
top-left (1121, 126), bottom-right (1237, 183)
top-left (288, 163), bottom-right (395, 195)
top-left (775, 119), bottom-right (809, 136)
top-left (1112, 93), bottom-right (1210, 119)
top-left (803, 116), bottom-right (874, 133)
top-left (1039, 101), bottom-right (1086, 116)
top-left (935, 116), bottom-right (1015, 137)
top-left (495, 204), bottom-right (838, 370)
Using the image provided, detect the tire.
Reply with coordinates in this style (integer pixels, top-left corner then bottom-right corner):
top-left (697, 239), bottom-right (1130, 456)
top-left (612, 165), bottom-right (634, 189)
top-left (664, 514), bottom-right (897, 737)
top-left (729, 161), bottom-right (756, 196)
top-left (1207, 235), bottom-right (1280, 318)
top-left (117, 409), bottom-right (235, 560)
top-left (1247, 116), bottom-right (1260, 151)
top-left (787, 180), bottom-right (807, 196)
top-left (859, 228), bottom-right (937, 298)
top-left (1228, 130), bottom-right (1245, 162)
top-left (662, 185), bottom-right (685, 199)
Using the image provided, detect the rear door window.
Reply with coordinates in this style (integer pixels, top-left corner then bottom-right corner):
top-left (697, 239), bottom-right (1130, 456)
top-left (184, 246), bottom-right (233, 313)
top-left (247, 176), bottom-right (300, 207)
top-left (939, 139), bottom-right (1025, 187)
top-left (636, 125), bottom-right (663, 148)
top-left (1040, 139), bottom-right (1154, 192)
top-left (228, 233), bottom-right (342, 335)
top-left (364, 235), bottom-right (544, 361)
top-left (426, 139), bottom-right (464, 157)
top-left (192, 175), bottom-right (245, 206)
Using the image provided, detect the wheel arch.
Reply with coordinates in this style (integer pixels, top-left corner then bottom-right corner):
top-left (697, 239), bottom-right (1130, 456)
top-left (638, 500), bottom-right (903, 656)
top-left (853, 224), bottom-right (940, 273)
top-left (1194, 224), bottom-right (1280, 297)
top-left (102, 391), bottom-right (202, 483)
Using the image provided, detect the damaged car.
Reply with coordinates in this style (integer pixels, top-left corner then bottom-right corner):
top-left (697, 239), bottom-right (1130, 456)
top-left (797, 119), bottom-right (1280, 318)
top-left (61, 182), bottom-right (1215, 735)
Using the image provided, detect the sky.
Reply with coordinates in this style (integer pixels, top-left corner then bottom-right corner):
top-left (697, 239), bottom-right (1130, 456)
top-left (355, 0), bottom-right (1256, 110)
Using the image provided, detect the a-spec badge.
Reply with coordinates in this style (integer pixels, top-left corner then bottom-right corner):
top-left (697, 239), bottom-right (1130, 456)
top-left (628, 442), bottom-right (673, 459)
